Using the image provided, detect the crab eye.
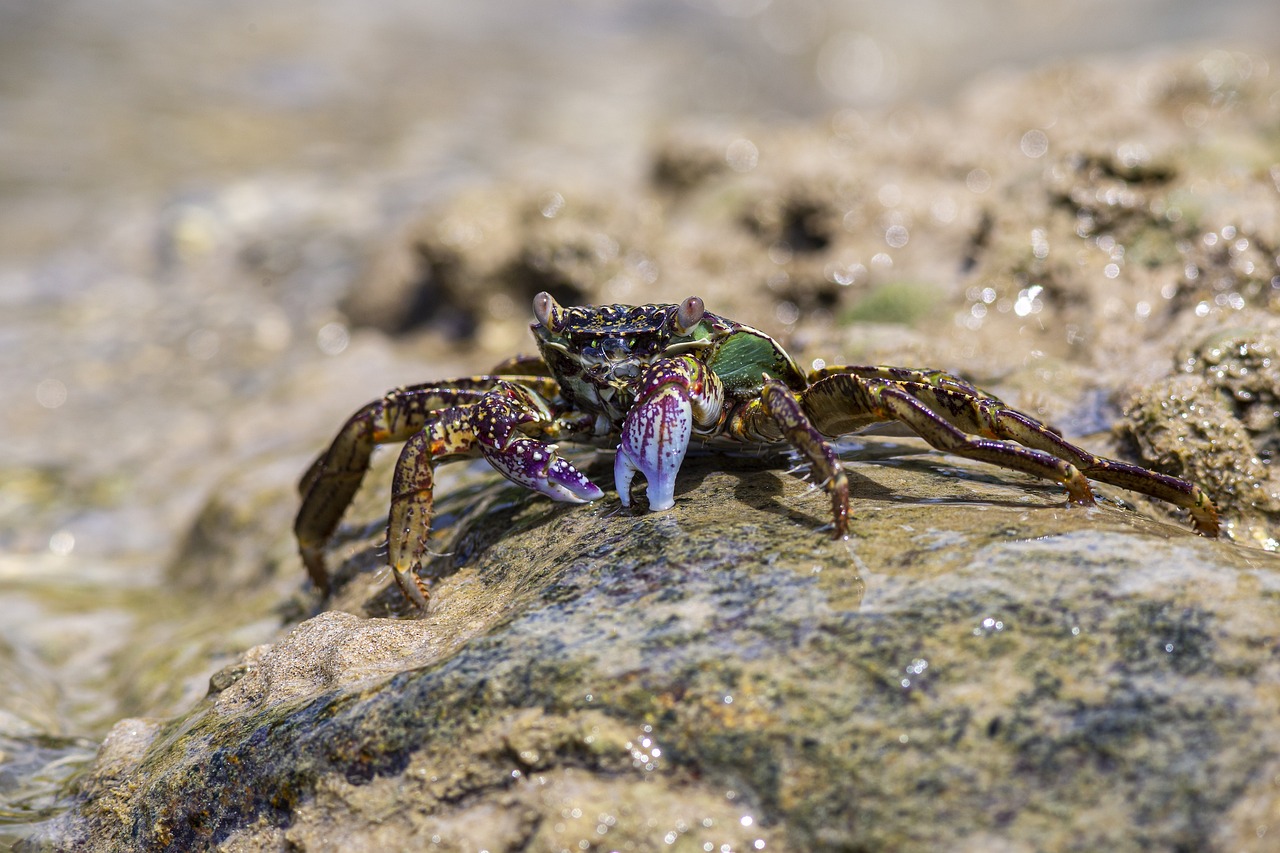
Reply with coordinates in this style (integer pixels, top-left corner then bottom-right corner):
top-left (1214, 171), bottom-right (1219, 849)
top-left (675, 296), bottom-right (705, 334)
top-left (533, 291), bottom-right (566, 333)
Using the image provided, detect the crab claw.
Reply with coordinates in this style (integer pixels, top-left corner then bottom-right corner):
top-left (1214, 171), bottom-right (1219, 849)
top-left (615, 383), bottom-right (693, 511)
top-left (486, 437), bottom-right (604, 503)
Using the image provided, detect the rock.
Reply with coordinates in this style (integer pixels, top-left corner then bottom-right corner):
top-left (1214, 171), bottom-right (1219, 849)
top-left (1118, 324), bottom-right (1280, 549)
top-left (29, 445), bottom-right (1280, 852)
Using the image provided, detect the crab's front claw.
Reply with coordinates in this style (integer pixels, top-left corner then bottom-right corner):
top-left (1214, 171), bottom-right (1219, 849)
top-left (486, 437), bottom-right (605, 503)
top-left (615, 383), bottom-right (693, 511)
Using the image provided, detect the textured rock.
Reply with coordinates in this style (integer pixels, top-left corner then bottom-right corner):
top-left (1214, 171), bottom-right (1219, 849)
top-left (31, 446), bottom-right (1280, 852)
top-left (1119, 324), bottom-right (1280, 549)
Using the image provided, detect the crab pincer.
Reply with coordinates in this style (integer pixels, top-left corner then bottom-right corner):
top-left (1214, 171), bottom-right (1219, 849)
top-left (467, 387), bottom-right (604, 504)
top-left (486, 437), bottom-right (604, 503)
top-left (615, 380), bottom-right (691, 511)
top-left (615, 355), bottom-right (724, 511)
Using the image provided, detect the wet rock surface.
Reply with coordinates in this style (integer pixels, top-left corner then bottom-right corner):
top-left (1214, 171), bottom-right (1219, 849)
top-left (11, 47), bottom-right (1280, 852)
top-left (31, 448), bottom-right (1280, 852)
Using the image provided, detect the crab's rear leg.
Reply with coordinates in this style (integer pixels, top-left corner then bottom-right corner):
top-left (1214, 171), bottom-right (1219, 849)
top-left (615, 355), bottom-right (724, 511)
top-left (388, 384), bottom-right (603, 609)
top-left (896, 377), bottom-right (1220, 536)
top-left (295, 385), bottom-right (491, 597)
top-left (799, 372), bottom-right (1097, 509)
top-left (803, 372), bottom-right (1219, 536)
top-left (816, 367), bottom-right (1218, 535)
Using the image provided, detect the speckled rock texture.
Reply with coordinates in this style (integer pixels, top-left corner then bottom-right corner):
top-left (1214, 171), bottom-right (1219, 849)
top-left (26, 51), bottom-right (1280, 852)
top-left (32, 451), bottom-right (1280, 852)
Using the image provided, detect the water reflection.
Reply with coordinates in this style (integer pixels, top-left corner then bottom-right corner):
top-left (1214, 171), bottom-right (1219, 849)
top-left (0, 733), bottom-right (97, 838)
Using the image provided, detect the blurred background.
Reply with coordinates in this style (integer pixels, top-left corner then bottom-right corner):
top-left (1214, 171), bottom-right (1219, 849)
top-left (3, 0), bottom-right (1277, 260)
top-left (0, 0), bottom-right (1276, 838)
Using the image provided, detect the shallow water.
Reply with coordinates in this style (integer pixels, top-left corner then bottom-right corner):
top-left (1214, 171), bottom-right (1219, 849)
top-left (1, 0), bottom-right (1275, 843)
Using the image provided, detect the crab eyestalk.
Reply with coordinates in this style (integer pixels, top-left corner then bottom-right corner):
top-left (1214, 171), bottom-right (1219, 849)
top-left (533, 291), bottom-right (566, 333)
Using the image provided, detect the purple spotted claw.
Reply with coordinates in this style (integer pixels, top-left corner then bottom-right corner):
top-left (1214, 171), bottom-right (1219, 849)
top-left (485, 437), bottom-right (605, 503)
top-left (615, 382), bottom-right (692, 511)
top-left (615, 356), bottom-right (726, 512)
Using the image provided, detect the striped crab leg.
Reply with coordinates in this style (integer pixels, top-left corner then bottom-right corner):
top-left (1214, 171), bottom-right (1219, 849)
top-left (388, 381), bottom-right (603, 609)
top-left (723, 379), bottom-right (851, 537)
top-left (802, 369), bottom-right (1220, 537)
top-left (726, 373), bottom-right (1100, 539)
top-left (296, 383), bottom-right (493, 597)
top-left (295, 377), bottom-right (598, 605)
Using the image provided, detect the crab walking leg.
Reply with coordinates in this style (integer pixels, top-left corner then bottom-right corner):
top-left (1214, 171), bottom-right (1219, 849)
top-left (1058, 449), bottom-right (1219, 536)
top-left (615, 355), bottom-right (725, 511)
top-left (902, 380), bottom-right (1221, 536)
top-left (295, 385), bottom-right (490, 595)
top-left (759, 379), bottom-right (851, 538)
top-left (809, 365), bottom-right (990, 397)
top-left (488, 354), bottom-right (554, 376)
top-left (811, 367), bottom-right (1220, 536)
top-left (296, 376), bottom-right (569, 597)
top-left (387, 384), bottom-right (603, 609)
top-left (387, 416), bottom-right (471, 609)
top-left (802, 373), bottom-right (1097, 507)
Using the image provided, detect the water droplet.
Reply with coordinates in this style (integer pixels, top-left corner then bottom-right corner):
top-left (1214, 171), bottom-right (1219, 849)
top-left (36, 378), bottom-right (67, 409)
top-left (726, 138), bottom-right (759, 172)
top-left (539, 192), bottom-right (565, 218)
top-left (49, 530), bottom-right (75, 556)
top-left (774, 302), bottom-right (799, 325)
top-left (1020, 129), bottom-right (1049, 158)
top-left (317, 322), bottom-right (350, 355)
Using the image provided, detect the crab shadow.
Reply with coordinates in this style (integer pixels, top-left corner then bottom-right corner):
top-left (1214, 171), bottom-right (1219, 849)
top-left (341, 442), bottom-right (1070, 617)
top-left (679, 441), bottom-right (1069, 533)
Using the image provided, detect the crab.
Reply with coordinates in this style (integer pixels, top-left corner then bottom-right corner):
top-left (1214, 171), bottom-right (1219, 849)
top-left (296, 292), bottom-right (1220, 609)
